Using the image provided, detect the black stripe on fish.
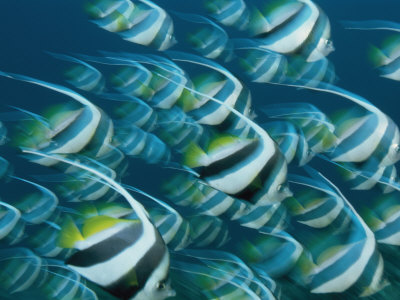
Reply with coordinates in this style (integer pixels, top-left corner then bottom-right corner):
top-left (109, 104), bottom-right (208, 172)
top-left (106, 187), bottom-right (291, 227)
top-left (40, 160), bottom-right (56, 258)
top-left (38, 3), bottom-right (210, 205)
top-left (201, 139), bottom-right (260, 178)
top-left (66, 223), bottom-right (144, 267)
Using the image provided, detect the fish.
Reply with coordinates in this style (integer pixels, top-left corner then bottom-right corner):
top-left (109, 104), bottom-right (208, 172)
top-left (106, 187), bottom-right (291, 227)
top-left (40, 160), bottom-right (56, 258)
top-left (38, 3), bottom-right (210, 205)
top-left (21, 150), bottom-right (175, 300)
top-left (0, 247), bottom-right (48, 294)
top-left (233, 228), bottom-right (304, 278)
top-left (328, 104), bottom-right (400, 168)
top-left (114, 124), bottom-right (171, 164)
top-left (155, 106), bottom-right (205, 153)
top-left (235, 41), bottom-right (336, 86)
top-left (166, 51), bottom-right (249, 126)
top-left (85, 53), bottom-right (193, 110)
top-left (203, 0), bottom-right (250, 30)
top-left (110, 63), bottom-right (154, 99)
top-left (157, 52), bottom-right (291, 205)
top-left (0, 72), bottom-right (113, 167)
top-left (361, 193), bottom-right (400, 246)
top-left (263, 79), bottom-right (400, 170)
top-left (49, 52), bottom-right (105, 93)
top-left (170, 249), bottom-right (275, 299)
top-left (163, 173), bottom-right (248, 220)
top-left (248, 0), bottom-right (334, 62)
top-left (85, 0), bottom-right (176, 50)
top-left (58, 215), bottom-right (173, 299)
top-left (10, 176), bottom-right (59, 224)
top-left (369, 35), bottom-right (400, 81)
top-left (262, 102), bottom-right (337, 155)
top-left (234, 41), bottom-right (289, 83)
top-left (172, 12), bottom-right (234, 61)
top-left (0, 247), bottom-right (100, 299)
top-left (183, 133), bottom-right (291, 205)
top-left (341, 20), bottom-right (400, 81)
top-left (288, 168), bottom-right (385, 295)
top-left (237, 202), bottom-right (288, 230)
top-left (104, 93), bottom-right (158, 132)
top-left (262, 120), bottom-right (314, 166)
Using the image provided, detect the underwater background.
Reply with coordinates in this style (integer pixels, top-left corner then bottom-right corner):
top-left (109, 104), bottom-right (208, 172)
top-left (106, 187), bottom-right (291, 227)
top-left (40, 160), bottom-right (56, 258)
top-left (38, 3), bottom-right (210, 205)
top-left (1, 0), bottom-right (400, 299)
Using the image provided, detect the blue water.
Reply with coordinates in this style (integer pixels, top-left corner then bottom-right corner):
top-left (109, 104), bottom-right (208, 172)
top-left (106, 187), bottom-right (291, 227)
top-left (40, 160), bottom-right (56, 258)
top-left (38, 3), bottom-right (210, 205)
top-left (1, 0), bottom-right (400, 299)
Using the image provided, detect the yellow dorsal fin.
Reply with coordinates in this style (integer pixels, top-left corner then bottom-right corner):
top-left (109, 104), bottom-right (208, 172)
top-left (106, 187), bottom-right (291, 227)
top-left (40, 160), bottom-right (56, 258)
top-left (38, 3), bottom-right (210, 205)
top-left (82, 216), bottom-right (135, 238)
top-left (58, 216), bottom-right (84, 248)
top-left (207, 134), bottom-right (243, 153)
top-left (183, 142), bottom-right (208, 168)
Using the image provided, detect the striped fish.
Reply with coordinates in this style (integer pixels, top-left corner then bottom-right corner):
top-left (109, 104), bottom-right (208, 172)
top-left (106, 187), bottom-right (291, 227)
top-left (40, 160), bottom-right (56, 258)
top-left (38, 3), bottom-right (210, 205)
top-left (86, 0), bottom-right (176, 50)
top-left (288, 56), bottom-right (337, 87)
top-left (342, 20), bottom-right (400, 81)
top-left (0, 72), bottom-right (113, 167)
top-left (0, 200), bottom-right (23, 243)
top-left (26, 218), bottom-right (74, 259)
top-left (262, 102), bottom-right (337, 155)
top-left (362, 193), bottom-right (400, 246)
top-left (234, 42), bottom-right (288, 83)
top-left (0, 177), bottom-right (61, 248)
top-left (41, 259), bottom-right (99, 300)
top-left (183, 133), bottom-right (291, 204)
top-left (328, 103), bottom-right (400, 168)
top-left (189, 215), bottom-right (230, 248)
top-left (170, 250), bottom-right (275, 300)
top-left (263, 121), bottom-right (314, 166)
top-left (233, 228), bottom-right (303, 278)
top-left (22, 150), bottom-right (175, 300)
top-left (325, 156), bottom-right (400, 193)
top-left (173, 12), bottom-right (234, 61)
top-left (0, 247), bottom-right (99, 299)
top-left (155, 106), bottom-right (205, 153)
top-left (159, 52), bottom-right (291, 205)
top-left (248, 0), bottom-right (334, 62)
top-left (114, 125), bottom-right (171, 164)
top-left (163, 174), bottom-right (248, 220)
top-left (0, 248), bottom-right (48, 294)
top-left (237, 202), bottom-right (288, 230)
top-left (104, 93), bottom-right (158, 132)
top-left (110, 64), bottom-right (154, 99)
top-left (49, 53), bottom-right (105, 93)
top-left (292, 169), bottom-right (384, 295)
top-left (266, 81), bottom-right (400, 168)
top-left (92, 53), bottom-right (193, 110)
top-left (369, 34), bottom-right (400, 81)
top-left (167, 52), bottom-right (248, 126)
top-left (287, 174), bottom-right (347, 229)
top-left (235, 41), bottom-right (336, 86)
top-left (11, 176), bottom-right (58, 224)
top-left (203, 0), bottom-right (250, 30)
top-left (163, 174), bottom-right (287, 230)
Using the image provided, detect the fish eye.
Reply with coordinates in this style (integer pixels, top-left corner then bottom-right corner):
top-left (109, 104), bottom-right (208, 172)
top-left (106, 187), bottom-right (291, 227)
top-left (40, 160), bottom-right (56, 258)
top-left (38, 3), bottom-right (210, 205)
top-left (277, 184), bottom-right (285, 192)
top-left (394, 144), bottom-right (400, 153)
top-left (156, 281), bottom-right (166, 290)
top-left (323, 39), bottom-right (334, 49)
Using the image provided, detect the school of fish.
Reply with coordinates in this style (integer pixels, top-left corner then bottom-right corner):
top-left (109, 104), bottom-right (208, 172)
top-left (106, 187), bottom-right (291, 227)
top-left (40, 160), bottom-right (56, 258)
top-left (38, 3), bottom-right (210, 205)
top-left (1, 0), bottom-right (400, 299)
